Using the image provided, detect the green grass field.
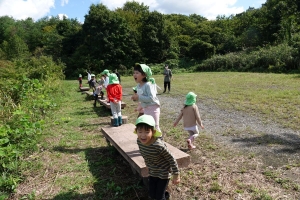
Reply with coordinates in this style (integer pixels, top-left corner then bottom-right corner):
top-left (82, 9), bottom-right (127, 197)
top-left (13, 72), bottom-right (300, 200)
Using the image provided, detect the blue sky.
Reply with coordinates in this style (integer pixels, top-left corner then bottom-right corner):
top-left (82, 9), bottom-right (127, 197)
top-left (0, 0), bottom-right (266, 23)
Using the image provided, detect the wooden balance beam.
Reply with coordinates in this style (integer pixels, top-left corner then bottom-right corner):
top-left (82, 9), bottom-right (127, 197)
top-left (97, 99), bottom-right (126, 109)
top-left (101, 123), bottom-right (190, 178)
top-left (80, 87), bottom-right (90, 91)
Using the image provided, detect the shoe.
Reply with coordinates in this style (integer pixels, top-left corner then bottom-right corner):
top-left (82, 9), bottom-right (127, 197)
top-left (187, 139), bottom-right (192, 150)
top-left (165, 191), bottom-right (170, 199)
top-left (113, 118), bottom-right (119, 127)
top-left (186, 139), bottom-right (196, 150)
top-left (163, 91), bottom-right (166, 93)
top-left (118, 116), bottom-right (122, 126)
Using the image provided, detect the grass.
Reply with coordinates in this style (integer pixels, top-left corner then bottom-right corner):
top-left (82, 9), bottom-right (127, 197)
top-left (10, 72), bottom-right (300, 200)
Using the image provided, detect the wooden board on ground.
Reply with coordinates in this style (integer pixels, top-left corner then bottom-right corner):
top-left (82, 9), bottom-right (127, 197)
top-left (97, 99), bottom-right (126, 109)
top-left (101, 123), bottom-right (190, 177)
top-left (83, 91), bottom-right (93, 96)
top-left (80, 87), bottom-right (90, 91)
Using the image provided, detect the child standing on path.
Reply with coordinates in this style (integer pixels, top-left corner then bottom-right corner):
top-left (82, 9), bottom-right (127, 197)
top-left (106, 73), bottom-right (123, 127)
top-left (131, 63), bottom-right (162, 133)
top-left (134, 115), bottom-right (180, 200)
top-left (173, 92), bottom-right (204, 150)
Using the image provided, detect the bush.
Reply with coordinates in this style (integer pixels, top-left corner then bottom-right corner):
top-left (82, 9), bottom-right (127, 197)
top-left (197, 44), bottom-right (300, 73)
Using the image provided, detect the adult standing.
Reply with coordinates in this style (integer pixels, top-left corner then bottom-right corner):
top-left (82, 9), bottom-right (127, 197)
top-left (163, 65), bottom-right (172, 93)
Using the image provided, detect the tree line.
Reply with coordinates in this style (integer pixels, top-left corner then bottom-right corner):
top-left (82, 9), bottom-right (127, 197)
top-left (0, 0), bottom-right (299, 77)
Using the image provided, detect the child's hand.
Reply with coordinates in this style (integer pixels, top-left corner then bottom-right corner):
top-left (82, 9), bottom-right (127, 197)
top-left (131, 93), bottom-right (139, 101)
top-left (200, 122), bottom-right (204, 129)
top-left (172, 175), bottom-right (180, 184)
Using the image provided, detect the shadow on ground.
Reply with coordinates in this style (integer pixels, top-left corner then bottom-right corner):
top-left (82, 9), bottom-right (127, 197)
top-left (51, 145), bottom-right (148, 200)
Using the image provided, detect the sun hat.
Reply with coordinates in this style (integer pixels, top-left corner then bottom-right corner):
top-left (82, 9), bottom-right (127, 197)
top-left (185, 92), bottom-right (197, 106)
top-left (139, 64), bottom-right (152, 80)
top-left (134, 115), bottom-right (161, 137)
top-left (79, 74), bottom-right (82, 77)
top-left (108, 73), bottom-right (119, 84)
top-left (91, 74), bottom-right (95, 77)
top-left (101, 69), bottom-right (110, 76)
top-left (148, 77), bottom-right (156, 84)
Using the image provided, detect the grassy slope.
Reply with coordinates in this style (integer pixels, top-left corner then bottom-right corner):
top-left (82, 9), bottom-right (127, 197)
top-left (11, 72), bottom-right (300, 200)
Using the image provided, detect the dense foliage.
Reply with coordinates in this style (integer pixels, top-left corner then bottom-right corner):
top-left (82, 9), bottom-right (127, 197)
top-left (0, 0), bottom-right (299, 78)
top-left (0, 0), bottom-right (299, 197)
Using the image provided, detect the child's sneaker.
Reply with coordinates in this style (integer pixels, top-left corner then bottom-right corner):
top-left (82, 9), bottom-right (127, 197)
top-left (187, 139), bottom-right (196, 149)
top-left (187, 139), bottom-right (192, 150)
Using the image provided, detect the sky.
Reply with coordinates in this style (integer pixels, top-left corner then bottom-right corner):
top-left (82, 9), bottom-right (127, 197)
top-left (0, 0), bottom-right (266, 23)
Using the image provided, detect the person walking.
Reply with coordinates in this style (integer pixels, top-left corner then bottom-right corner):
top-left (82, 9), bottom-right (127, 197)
top-left (163, 65), bottom-right (172, 93)
top-left (173, 92), bottom-right (204, 150)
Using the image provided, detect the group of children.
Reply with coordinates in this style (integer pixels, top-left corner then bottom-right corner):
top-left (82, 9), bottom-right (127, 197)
top-left (79, 64), bottom-right (204, 200)
top-left (131, 63), bottom-right (204, 200)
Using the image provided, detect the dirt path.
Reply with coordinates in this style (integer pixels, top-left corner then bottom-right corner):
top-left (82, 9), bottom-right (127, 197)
top-left (158, 95), bottom-right (300, 184)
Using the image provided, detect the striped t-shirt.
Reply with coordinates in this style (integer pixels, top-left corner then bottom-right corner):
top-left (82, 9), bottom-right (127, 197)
top-left (137, 138), bottom-right (179, 179)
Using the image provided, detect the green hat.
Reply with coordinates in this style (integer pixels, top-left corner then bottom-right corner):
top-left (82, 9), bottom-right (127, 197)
top-left (132, 86), bottom-right (137, 91)
top-left (149, 77), bottom-right (156, 84)
top-left (91, 74), bottom-right (95, 77)
top-left (101, 69), bottom-right (110, 76)
top-left (109, 73), bottom-right (119, 84)
top-left (139, 64), bottom-right (152, 80)
top-left (79, 74), bottom-right (82, 77)
top-left (185, 92), bottom-right (197, 106)
top-left (134, 115), bottom-right (161, 137)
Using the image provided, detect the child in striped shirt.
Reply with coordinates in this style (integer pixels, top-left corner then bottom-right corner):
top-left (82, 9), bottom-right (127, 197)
top-left (135, 115), bottom-right (180, 200)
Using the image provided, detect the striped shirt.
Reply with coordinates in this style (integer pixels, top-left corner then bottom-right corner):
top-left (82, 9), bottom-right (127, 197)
top-left (137, 138), bottom-right (179, 179)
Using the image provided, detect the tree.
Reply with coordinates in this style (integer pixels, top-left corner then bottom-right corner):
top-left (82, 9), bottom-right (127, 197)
top-left (140, 11), bottom-right (170, 63)
top-left (79, 4), bottom-right (141, 72)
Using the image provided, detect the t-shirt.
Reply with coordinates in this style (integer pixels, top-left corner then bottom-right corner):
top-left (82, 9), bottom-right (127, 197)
top-left (137, 137), bottom-right (179, 179)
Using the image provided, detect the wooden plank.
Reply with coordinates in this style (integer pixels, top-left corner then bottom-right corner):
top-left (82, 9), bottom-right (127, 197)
top-left (101, 123), bottom-right (190, 177)
top-left (83, 91), bottom-right (93, 96)
top-left (80, 87), bottom-right (90, 91)
top-left (97, 99), bottom-right (126, 109)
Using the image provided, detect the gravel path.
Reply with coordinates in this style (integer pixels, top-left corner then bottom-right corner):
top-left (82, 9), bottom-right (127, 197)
top-left (159, 95), bottom-right (300, 168)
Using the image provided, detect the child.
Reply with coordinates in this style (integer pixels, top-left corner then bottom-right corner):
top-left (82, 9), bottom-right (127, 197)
top-left (78, 74), bottom-right (82, 88)
top-left (106, 73), bottom-right (123, 127)
top-left (89, 74), bottom-right (97, 92)
top-left (93, 75), bottom-right (105, 107)
top-left (131, 63), bottom-right (162, 133)
top-left (134, 115), bottom-right (180, 200)
top-left (101, 69), bottom-right (110, 100)
top-left (133, 86), bottom-right (144, 118)
top-left (173, 92), bottom-right (204, 150)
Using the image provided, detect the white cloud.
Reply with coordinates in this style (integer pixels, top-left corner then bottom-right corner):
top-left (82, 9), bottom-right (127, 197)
top-left (61, 0), bottom-right (69, 7)
top-left (58, 13), bottom-right (68, 19)
top-left (0, 0), bottom-right (55, 21)
top-left (100, 0), bottom-right (244, 19)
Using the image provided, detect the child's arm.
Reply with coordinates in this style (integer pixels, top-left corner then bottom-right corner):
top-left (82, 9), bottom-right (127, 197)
top-left (160, 145), bottom-right (180, 184)
top-left (173, 109), bottom-right (183, 127)
top-left (194, 105), bottom-right (204, 129)
top-left (138, 84), bottom-right (157, 103)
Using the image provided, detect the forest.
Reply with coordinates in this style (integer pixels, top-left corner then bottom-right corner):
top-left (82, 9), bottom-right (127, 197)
top-left (0, 0), bottom-right (299, 197)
